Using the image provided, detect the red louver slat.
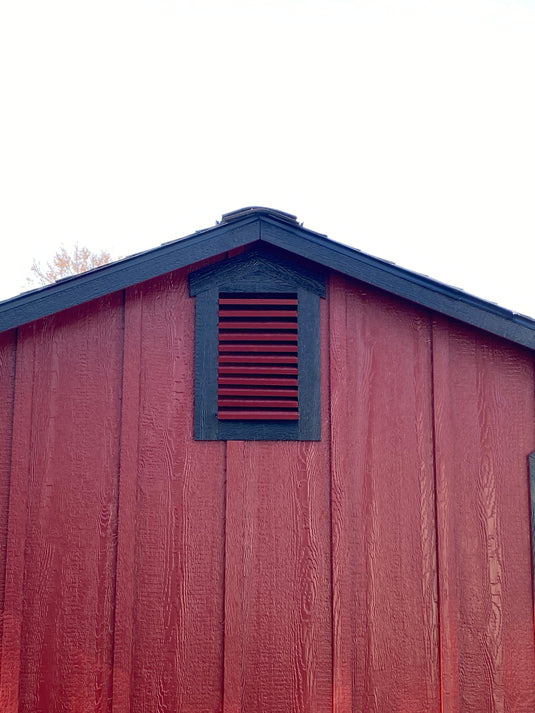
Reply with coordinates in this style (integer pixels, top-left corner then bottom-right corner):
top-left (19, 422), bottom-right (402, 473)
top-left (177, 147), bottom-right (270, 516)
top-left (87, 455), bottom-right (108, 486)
top-left (219, 296), bottom-right (298, 303)
top-left (218, 399), bottom-right (298, 409)
top-left (219, 320), bottom-right (297, 330)
top-left (219, 355), bottom-right (298, 364)
top-left (218, 387), bottom-right (299, 397)
top-left (219, 333), bottom-right (297, 342)
top-left (218, 377), bottom-right (298, 387)
top-left (219, 344), bottom-right (297, 353)
top-left (217, 293), bottom-right (299, 421)
top-left (219, 309), bottom-right (297, 318)
top-left (218, 411), bottom-right (299, 421)
top-left (219, 365), bottom-right (298, 375)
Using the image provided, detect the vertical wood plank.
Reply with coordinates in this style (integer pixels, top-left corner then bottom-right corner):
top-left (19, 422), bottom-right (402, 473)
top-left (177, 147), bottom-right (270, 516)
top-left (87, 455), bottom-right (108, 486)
top-left (128, 269), bottom-right (226, 713)
top-left (16, 295), bottom-right (123, 713)
top-left (223, 295), bottom-right (332, 713)
top-left (433, 317), bottom-right (535, 713)
top-left (224, 441), bottom-right (332, 713)
top-left (0, 326), bottom-right (34, 713)
top-left (111, 287), bottom-right (142, 713)
top-left (0, 330), bottom-right (17, 661)
top-left (529, 452), bottom-right (535, 599)
top-left (330, 274), bottom-right (440, 713)
top-left (329, 277), bottom-right (352, 713)
top-left (223, 440), bottom-right (246, 713)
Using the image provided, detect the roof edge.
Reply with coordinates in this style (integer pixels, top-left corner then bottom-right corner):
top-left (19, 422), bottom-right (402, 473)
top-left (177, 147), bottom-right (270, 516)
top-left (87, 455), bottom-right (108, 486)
top-left (1, 208), bottom-right (535, 351)
top-left (258, 215), bottom-right (535, 349)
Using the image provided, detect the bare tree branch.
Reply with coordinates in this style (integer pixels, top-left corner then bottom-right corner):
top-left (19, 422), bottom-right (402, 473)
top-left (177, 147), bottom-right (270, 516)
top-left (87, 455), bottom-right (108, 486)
top-left (27, 243), bottom-right (112, 286)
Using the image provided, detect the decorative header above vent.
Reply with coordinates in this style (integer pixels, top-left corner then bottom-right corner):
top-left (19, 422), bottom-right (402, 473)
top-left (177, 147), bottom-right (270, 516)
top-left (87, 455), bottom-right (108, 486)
top-left (189, 244), bottom-right (325, 441)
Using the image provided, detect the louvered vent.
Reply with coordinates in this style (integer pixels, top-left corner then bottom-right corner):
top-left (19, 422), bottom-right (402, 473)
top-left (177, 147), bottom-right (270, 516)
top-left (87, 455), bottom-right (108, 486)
top-left (218, 293), bottom-right (299, 420)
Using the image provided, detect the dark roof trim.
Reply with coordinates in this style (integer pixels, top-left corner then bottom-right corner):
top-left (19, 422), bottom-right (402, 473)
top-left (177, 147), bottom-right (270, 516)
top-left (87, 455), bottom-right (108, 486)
top-left (0, 216), bottom-right (263, 333)
top-left (1, 208), bottom-right (535, 350)
top-left (259, 217), bottom-right (535, 350)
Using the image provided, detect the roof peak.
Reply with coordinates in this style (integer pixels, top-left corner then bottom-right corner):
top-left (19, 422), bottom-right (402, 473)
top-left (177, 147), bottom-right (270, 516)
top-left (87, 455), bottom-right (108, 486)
top-left (2, 208), bottom-right (535, 351)
top-left (220, 206), bottom-right (299, 226)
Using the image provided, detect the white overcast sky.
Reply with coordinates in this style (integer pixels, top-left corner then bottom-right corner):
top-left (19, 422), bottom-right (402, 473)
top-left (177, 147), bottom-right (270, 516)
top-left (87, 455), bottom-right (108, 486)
top-left (1, 0), bottom-right (535, 317)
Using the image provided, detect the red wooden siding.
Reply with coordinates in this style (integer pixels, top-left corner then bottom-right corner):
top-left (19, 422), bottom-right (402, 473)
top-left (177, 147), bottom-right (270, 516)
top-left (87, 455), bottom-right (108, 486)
top-left (111, 286), bottom-right (142, 713)
top-left (0, 324), bottom-right (35, 713)
top-left (330, 274), bottom-right (440, 713)
top-left (121, 272), bottom-right (226, 713)
top-left (23, 297), bottom-right (122, 712)
top-left (0, 298), bottom-right (123, 713)
top-left (1, 263), bottom-right (535, 712)
top-left (433, 318), bottom-right (535, 713)
top-left (0, 331), bottom-right (16, 675)
top-left (224, 293), bottom-right (331, 713)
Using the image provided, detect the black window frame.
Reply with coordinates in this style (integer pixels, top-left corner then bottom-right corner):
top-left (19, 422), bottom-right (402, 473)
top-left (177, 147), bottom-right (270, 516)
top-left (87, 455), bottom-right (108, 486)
top-left (189, 245), bottom-right (325, 440)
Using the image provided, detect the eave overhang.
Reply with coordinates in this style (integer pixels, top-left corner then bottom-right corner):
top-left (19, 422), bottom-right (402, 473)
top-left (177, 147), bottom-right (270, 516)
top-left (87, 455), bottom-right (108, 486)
top-left (1, 208), bottom-right (534, 351)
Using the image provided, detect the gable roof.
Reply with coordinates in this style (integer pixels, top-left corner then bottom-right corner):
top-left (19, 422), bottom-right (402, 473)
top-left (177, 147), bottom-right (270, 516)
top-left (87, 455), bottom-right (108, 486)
top-left (1, 206), bottom-right (535, 350)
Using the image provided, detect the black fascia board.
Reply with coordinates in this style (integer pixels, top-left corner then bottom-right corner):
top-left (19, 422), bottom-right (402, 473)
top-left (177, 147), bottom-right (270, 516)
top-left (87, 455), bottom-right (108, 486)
top-left (258, 216), bottom-right (535, 351)
top-left (0, 217), bottom-right (263, 333)
top-left (1, 209), bottom-right (535, 352)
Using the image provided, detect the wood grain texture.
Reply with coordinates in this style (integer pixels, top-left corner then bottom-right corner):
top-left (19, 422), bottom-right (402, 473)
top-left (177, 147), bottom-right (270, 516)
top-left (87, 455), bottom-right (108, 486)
top-left (0, 330), bottom-right (16, 662)
top-left (529, 453), bottom-right (535, 598)
top-left (127, 268), bottom-right (226, 713)
top-left (222, 440), bottom-right (246, 713)
top-left (3, 255), bottom-right (535, 713)
top-left (0, 325), bottom-right (34, 713)
top-left (223, 293), bottom-right (332, 713)
top-left (111, 287), bottom-right (142, 713)
top-left (14, 296), bottom-right (123, 713)
top-left (224, 440), bottom-right (332, 713)
top-left (189, 243), bottom-right (325, 298)
top-left (433, 317), bottom-right (535, 713)
top-left (329, 274), bottom-right (440, 713)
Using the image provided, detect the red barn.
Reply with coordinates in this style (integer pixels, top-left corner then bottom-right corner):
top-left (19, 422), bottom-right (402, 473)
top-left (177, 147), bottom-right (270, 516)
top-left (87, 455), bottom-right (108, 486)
top-left (0, 206), bottom-right (534, 712)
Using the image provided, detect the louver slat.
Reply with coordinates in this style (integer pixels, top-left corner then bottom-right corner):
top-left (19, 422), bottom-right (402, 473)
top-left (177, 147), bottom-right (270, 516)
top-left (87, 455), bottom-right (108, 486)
top-left (220, 320), bottom-right (296, 330)
top-left (217, 294), bottom-right (299, 421)
top-left (219, 298), bottom-right (298, 306)
top-left (220, 355), bottom-right (298, 364)
top-left (218, 377), bottom-right (298, 387)
top-left (219, 366), bottom-right (298, 375)
top-left (219, 333), bottom-right (297, 342)
top-left (219, 344), bottom-right (297, 353)
top-left (218, 388), bottom-right (299, 397)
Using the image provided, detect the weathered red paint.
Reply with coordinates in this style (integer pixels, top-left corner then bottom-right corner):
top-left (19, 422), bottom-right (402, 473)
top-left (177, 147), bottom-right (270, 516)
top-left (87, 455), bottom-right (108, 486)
top-left (0, 262), bottom-right (534, 712)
